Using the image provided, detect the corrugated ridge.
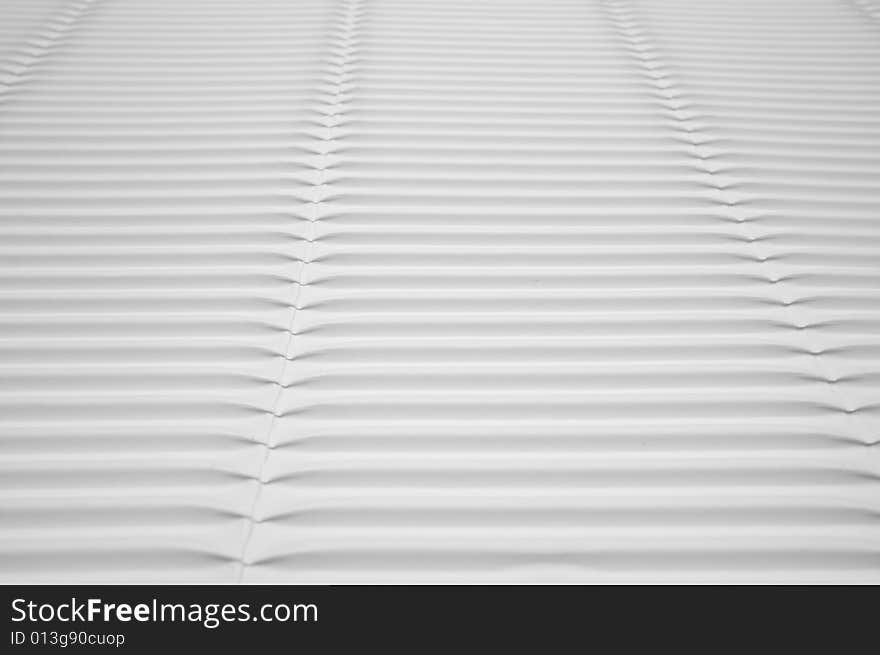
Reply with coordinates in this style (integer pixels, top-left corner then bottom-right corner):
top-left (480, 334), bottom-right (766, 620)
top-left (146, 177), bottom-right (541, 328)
top-left (0, 0), bottom-right (878, 583)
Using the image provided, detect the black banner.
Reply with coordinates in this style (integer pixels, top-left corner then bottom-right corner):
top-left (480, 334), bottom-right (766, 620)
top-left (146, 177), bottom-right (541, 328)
top-left (1, 585), bottom-right (875, 652)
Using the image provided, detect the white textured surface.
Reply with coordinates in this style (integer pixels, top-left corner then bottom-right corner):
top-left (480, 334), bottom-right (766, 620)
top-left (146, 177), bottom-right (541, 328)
top-left (1, 0), bottom-right (879, 583)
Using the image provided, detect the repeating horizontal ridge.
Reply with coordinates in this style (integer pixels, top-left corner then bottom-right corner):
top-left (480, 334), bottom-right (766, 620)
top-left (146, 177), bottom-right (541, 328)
top-left (0, 0), bottom-right (878, 583)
